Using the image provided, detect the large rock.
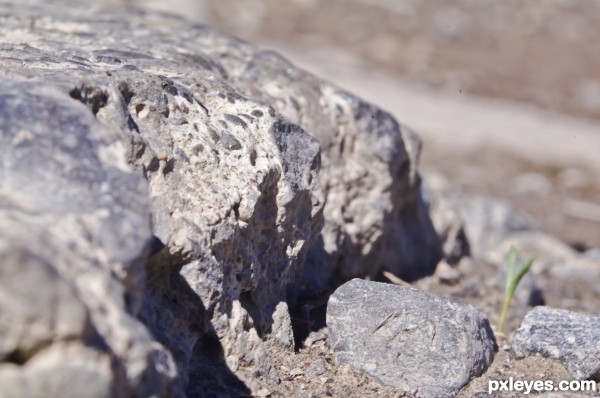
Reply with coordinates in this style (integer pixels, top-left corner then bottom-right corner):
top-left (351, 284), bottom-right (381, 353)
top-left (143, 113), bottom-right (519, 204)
top-left (512, 306), bottom-right (600, 380)
top-left (0, 0), bottom-right (442, 395)
top-left (0, 3), bottom-right (322, 395)
top-left (327, 279), bottom-right (496, 398)
top-left (0, 82), bottom-right (179, 397)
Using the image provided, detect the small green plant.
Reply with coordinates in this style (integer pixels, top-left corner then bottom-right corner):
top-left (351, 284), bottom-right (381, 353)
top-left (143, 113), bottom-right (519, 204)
top-left (496, 246), bottom-right (534, 334)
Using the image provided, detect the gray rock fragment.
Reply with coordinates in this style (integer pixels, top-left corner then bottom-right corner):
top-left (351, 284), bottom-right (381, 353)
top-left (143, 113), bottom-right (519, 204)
top-left (512, 306), bottom-right (600, 380)
top-left (583, 248), bottom-right (600, 262)
top-left (0, 246), bottom-right (90, 364)
top-left (509, 172), bottom-right (553, 197)
top-left (305, 358), bottom-right (328, 379)
top-left (327, 279), bottom-right (495, 398)
top-left (450, 195), bottom-right (537, 259)
top-left (489, 232), bottom-right (578, 273)
top-left (0, 343), bottom-right (115, 398)
top-left (422, 174), bottom-right (470, 264)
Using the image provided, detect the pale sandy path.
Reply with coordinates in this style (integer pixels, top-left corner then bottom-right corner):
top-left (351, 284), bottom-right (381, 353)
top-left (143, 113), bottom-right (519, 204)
top-left (262, 43), bottom-right (600, 175)
top-left (131, 1), bottom-right (600, 174)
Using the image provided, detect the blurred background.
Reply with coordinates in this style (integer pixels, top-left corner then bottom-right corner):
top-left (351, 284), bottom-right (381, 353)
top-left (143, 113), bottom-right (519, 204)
top-left (124, 0), bottom-right (600, 249)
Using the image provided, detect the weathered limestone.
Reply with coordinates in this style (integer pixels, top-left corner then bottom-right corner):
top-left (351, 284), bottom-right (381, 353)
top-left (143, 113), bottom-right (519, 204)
top-left (0, 81), bottom-right (179, 397)
top-left (0, 0), bottom-right (443, 395)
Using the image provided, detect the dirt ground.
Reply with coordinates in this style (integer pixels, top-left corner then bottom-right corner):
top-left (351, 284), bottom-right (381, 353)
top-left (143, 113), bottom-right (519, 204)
top-left (252, 256), bottom-right (598, 397)
top-left (126, 0), bottom-right (600, 396)
top-left (268, 253), bottom-right (600, 397)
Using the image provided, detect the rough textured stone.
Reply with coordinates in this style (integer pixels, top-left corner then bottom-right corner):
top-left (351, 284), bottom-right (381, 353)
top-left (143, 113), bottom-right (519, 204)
top-left (0, 81), bottom-right (179, 397)
top-left (327, 279), bottom-right (495, 398)
top-left (0, 0), bottom-right (444, 395)
top-left (512, 307), bottom-right (600, 381)
top-left (0, 1), bottom-right (325, 394)
top-left (224, 50), bottom-right (444, 286)
top-left (0, 2), bottom-right (324, 395)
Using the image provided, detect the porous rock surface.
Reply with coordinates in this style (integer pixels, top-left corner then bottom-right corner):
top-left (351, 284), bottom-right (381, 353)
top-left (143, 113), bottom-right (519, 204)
top-left (512, 306), bottom-right (600, 381)
top-left (327, 279), bottom-right (496, 398)
top-left (230, 53), bottom-right (444, 285)
top-left (0, 81), bottom-right (179, 397)
top-left (0, 0), bottom-right (442, 396)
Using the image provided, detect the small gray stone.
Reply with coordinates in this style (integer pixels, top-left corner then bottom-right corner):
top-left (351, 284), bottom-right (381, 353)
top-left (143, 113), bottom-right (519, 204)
top-left (509, 172), bottom-right (553, 197)
top-left (489, 232), bottom-right (578, 273)
top-left (219, 131), bottom-right (242, 150)
top-left (269, 302), bottom-right (295, 351)
top-left (305, 358), bottom-right (327, 379)
top-left (450, 195), bottom-right (537, 259)
top-left (303, 329), bottom-right (328, 349)
top-left (512, 306), bottom-right (600, 380)
top-left (422, 176), bottom-right (470, 264)
top-left (327, 279), bottom-right (495, 398)
top-left (583, 248), bottom-right (600, 262)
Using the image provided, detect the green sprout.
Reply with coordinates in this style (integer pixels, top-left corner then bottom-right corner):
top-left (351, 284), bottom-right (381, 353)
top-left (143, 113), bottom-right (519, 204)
top-left (496, 246), bottom-right (534, 334)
